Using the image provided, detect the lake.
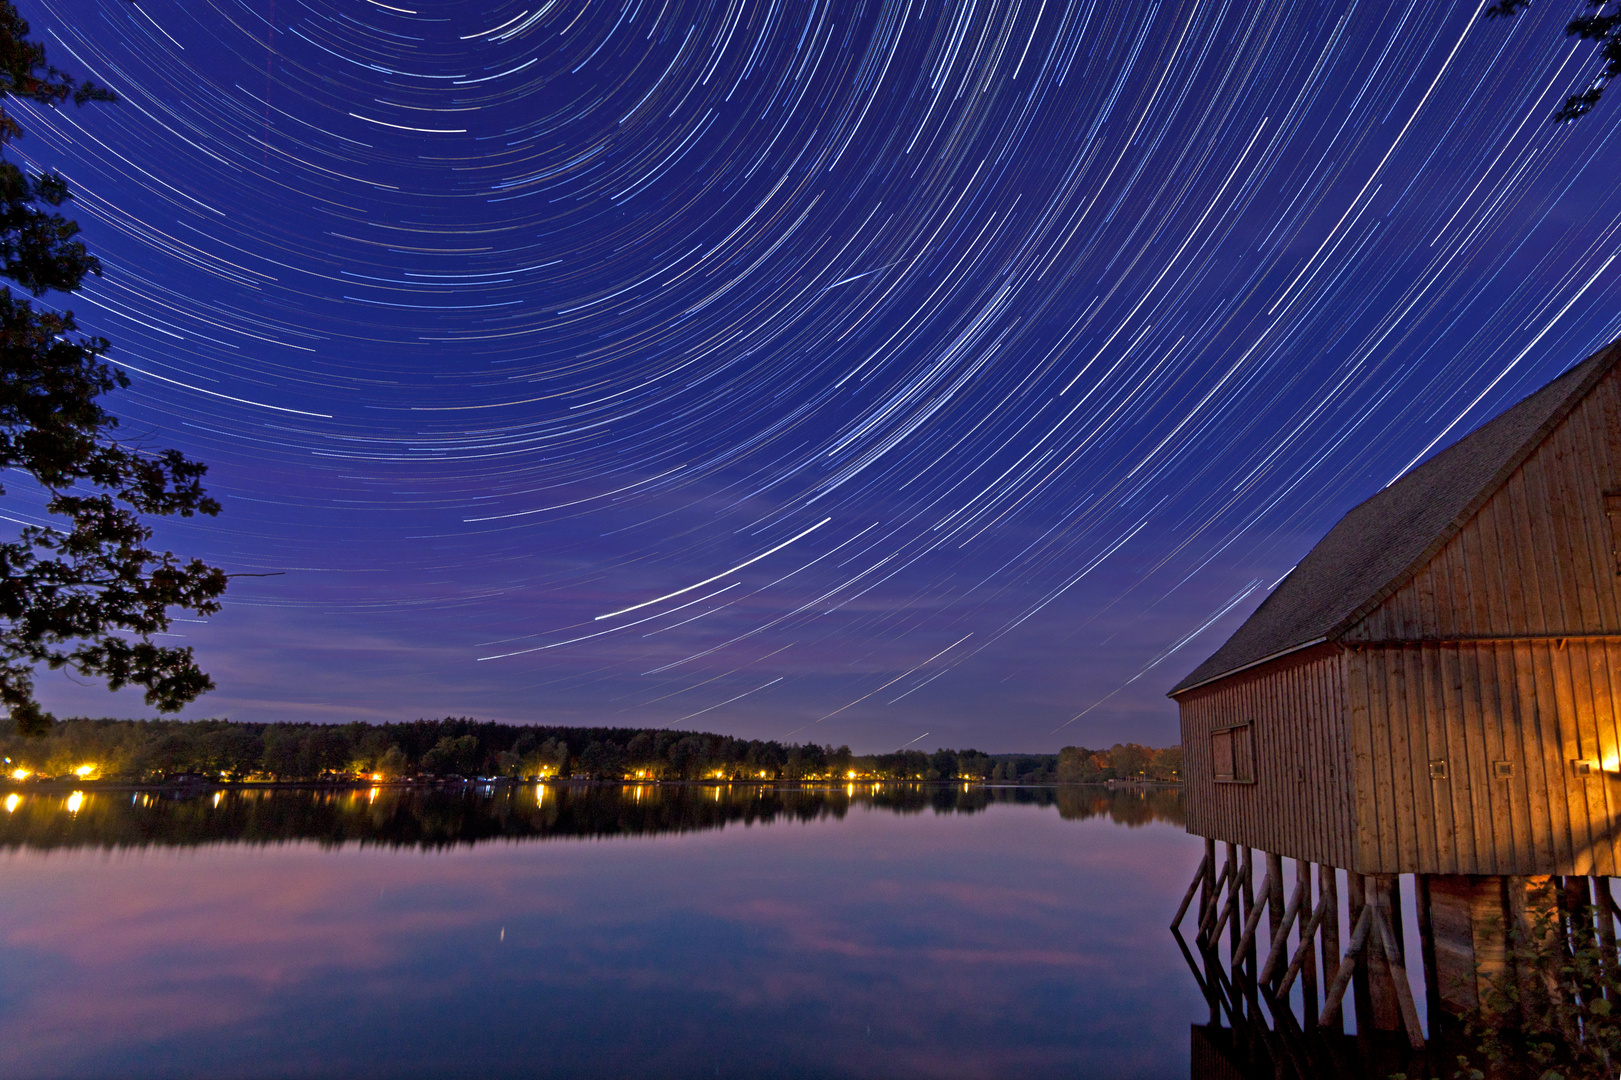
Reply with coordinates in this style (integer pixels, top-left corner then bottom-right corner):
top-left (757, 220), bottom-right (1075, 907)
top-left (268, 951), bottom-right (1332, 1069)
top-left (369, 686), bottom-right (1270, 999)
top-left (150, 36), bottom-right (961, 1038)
top-left (0, 783), bottom-right (1210, 1079)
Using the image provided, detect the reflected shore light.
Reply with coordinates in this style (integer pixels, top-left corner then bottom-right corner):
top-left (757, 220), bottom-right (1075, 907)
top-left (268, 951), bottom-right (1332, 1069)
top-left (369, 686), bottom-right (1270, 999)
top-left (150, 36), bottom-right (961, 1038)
top-left (4, 793), bottom-right (19, 813)
top-left (65, 791), bottom-right (84, 813)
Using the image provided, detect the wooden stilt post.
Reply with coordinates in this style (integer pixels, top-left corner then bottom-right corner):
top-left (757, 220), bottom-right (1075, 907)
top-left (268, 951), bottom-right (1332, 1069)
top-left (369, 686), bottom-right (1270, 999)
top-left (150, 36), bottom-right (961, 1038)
top-left (1320, 864), bottom-right (1341, 1033)
top-left (1276, 884), bottom-right (1332, 997)
top-left (1568, 876), bottom-right (1598, 1005)
top-left (1595, 877), bottom-right (1619, 996)
top-left (1299, 860), bottom-right (1319, 1027)
top-left (1201, 837), bottom-right (1216, 926)
top-left (1416, 873), bottom-right (1441, 1032)
top-left (1267, 851), bottom-right (1285, 945)
top-left (1232, 867), bottom-right (1273, 968)
top-left (1553, 875), bottom-right (1573, 963)
top-left (1239, 847), bottom-right (1259, 1038)
top-left (1241, 847), bottom-right (1256, 999)
top-left (1508, 875), bottom-right (1546, 1029)
top-left (1371, 875), bottom-right (1425, 1050)
top-left (1363, 871), bottom-right (1404, 1033)
top-left (1321, 902), bottom-right (1373, 1025)
top-left (1259, 874), bottom-right (1308, 986)
top-left (1227, 843), bottom-right (1243, 960)
top-left (1198, 849), bottom-right (1234, 942)
top-left (1348, 870), bottom-right (1375, 1033)
top-left (1170, 851), bottom-right (1208, 931)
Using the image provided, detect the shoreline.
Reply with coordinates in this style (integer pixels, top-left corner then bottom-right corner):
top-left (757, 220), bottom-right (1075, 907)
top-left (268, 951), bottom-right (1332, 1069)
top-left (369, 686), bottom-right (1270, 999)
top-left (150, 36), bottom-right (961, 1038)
top-left (0, 777), bottom-right (1183, 794)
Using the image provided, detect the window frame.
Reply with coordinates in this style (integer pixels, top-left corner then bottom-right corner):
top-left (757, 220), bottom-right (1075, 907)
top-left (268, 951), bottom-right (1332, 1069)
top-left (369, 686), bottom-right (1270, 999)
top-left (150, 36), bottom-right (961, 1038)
top-left (1210, 722), bottom-right (1255, 784)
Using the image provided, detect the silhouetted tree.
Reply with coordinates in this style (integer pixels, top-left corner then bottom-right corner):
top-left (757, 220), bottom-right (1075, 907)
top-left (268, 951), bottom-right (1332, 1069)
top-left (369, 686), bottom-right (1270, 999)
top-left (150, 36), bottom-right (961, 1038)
top-left (421, 734), bottom-right (479, 776)
top-left (1489, 1), bottom-right (1621, 121)
top-left (0, 1), bottom-right (226, 735)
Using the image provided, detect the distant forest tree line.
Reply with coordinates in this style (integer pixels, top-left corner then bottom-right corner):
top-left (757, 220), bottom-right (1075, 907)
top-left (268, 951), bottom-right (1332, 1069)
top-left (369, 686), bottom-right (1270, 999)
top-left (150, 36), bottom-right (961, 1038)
top-left (0, 716), bottom-right (1182, 785)
top-left (0, 785), bottom-right (1186, 853)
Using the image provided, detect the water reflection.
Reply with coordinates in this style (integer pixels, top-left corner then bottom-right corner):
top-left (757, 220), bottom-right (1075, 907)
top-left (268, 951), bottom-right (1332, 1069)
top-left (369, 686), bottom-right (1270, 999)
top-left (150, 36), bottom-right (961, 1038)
top-left (0, 786), bottom-right (1202, 1080)
top-left (0, 782), bottom-right (1185, 851)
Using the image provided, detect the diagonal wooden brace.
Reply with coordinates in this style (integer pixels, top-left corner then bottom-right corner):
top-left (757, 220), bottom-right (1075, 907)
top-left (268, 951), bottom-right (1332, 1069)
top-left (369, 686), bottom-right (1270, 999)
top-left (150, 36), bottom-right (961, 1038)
top-left (1232, 869), bottom-right (1273, 965)
top-left (1259, 873), bottom-right (1308, 986)
top-left (1197, 857), bottom-right (1234, 940)
top-left (1170, 852), bottom-right (1209, 931)
top-left (1320, 903), bottom-right (1373, 1026)
top-left (1277, 890), bottom-right (1332, 997)
top-left (1373, 889), bottom-right (1426, 1051)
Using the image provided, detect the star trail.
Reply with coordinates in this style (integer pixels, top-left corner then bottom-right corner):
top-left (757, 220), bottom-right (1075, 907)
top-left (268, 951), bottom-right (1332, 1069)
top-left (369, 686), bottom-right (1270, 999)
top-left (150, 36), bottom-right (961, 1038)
top-left (12, 0), bottom-right (1621, 750)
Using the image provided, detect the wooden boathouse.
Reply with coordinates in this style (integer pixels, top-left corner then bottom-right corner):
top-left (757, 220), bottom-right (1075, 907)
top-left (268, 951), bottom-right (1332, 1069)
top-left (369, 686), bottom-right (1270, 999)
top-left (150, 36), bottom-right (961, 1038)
top-left (1167, 335), bottom-right (1621, 1059)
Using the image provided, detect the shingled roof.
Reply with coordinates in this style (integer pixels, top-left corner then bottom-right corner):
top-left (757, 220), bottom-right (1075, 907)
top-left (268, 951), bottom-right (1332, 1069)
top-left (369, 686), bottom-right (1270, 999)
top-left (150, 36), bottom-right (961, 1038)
top-left (1169, 337), bottom-right (1621, 696)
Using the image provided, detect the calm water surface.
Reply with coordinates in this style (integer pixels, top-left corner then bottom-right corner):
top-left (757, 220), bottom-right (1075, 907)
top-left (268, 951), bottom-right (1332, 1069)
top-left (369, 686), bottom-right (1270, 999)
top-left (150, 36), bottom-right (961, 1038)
top-left (0, 784), bottom-right (1205, 1079)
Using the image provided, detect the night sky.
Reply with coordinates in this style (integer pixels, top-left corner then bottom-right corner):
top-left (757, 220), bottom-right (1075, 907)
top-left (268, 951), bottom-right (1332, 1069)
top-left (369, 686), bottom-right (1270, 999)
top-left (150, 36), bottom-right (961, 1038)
top-left (12, 0), bottom-right (1621, 752)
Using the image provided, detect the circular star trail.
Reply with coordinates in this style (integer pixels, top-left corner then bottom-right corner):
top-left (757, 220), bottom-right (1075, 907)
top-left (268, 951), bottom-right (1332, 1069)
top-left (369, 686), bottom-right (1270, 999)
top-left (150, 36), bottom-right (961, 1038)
top-left (11, 0), bottom-right (1621, 748)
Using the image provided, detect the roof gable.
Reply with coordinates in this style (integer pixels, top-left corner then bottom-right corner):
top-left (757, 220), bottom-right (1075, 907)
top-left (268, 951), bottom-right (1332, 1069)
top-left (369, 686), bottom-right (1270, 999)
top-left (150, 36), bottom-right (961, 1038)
top-left (1169, 338), bottom-right (1621, 696)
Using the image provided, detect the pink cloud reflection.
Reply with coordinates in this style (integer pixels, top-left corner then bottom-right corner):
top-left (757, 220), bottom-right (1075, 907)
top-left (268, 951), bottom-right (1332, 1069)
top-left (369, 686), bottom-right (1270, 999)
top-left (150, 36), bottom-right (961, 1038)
top-left (0, 800), bottom-right (1205, 1079)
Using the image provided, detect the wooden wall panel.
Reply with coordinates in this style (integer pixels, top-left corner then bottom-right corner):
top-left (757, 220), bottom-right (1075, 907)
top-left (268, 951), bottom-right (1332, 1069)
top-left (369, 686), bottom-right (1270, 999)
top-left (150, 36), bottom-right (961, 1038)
top-left (1180, 644), bottom-right (1354, 868)
top-left (1344, 640), bottom-right (1621, 874)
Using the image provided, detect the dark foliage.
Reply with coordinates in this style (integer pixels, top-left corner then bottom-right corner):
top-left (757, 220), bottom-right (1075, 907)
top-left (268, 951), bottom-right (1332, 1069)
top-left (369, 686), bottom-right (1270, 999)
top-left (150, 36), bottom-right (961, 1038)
top-left (0, 715), bottom-right (1181, 787)
top-left (0, 1), bottom-right (226, 735)
top-left (1488, 0), bottom-right (1621, 121)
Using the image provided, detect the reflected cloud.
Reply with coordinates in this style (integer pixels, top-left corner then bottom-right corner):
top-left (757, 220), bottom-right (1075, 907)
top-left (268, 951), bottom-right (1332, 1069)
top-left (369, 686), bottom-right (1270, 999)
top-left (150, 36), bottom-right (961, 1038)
top-left (0, 789), bottom-right (1202, 1079)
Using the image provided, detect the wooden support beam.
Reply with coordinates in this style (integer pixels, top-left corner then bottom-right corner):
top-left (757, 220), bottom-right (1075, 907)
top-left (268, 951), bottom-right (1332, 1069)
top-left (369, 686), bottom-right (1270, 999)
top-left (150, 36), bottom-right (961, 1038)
top-left (1596, 877), bottom-right (1619, 992)
top-left (1208, 887), bottom-right (1238, 946)
top-left (1170, 851), bottom-right (1209, 931)
top-left (1350, 869), bottom-right (1398, 1030)
top-left (1236, 847), bottom-right (1252, 1022)
top-left (1235, 848), bottom-right (1250, 943)
top-left (1260, 873), bottom-right (1308, 986)
top-left (1267, 851), bottom-right (1285, 942)
top-left (1197, 856), bottom-right (1234, 940)
top-left (1508, 875), bottom-right (1544, 1029)
top-left (1601, 880), bottom-right (1621, 923)
top-left (1299, 861), bottom-right (1319, 1028)
top-left (1232, 869), bottom-right (1273, 966)
top-left (1416, 874), bottom-right (1441, 1030)
top-left (1276, 889), bottom-right (1331, 997)
top-left (1170, 925), bottom-right (1220, 1026)
top-left (1319, 864), bottom-right (1341, 1034)
top-left (1200, 837), bottom-right (1216, 925)
top-left (1320, 902), bottom-right (1373, 1026)
top-left (1569, 876), bottom-right (1599, 1005)
top-left (1371, 876), bottom-right (1426, 1050)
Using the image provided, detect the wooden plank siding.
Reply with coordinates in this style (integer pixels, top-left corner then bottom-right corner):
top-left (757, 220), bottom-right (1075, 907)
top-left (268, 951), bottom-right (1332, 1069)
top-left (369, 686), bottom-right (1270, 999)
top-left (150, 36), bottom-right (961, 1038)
top-left (1347, 366), bottom-right (1621, 642)
top-left (1178, 643), bottom-right (1355, 868)
top-left (1345, 641), bottom-right (1621, 874)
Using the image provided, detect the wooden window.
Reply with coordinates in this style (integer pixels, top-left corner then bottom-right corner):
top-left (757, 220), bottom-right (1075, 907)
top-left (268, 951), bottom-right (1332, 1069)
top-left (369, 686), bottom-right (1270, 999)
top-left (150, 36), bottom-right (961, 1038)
top-left (1211, 723), bottom-right (1254, 784)
top-left (1605, 493), bottom-right (1621, 575)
